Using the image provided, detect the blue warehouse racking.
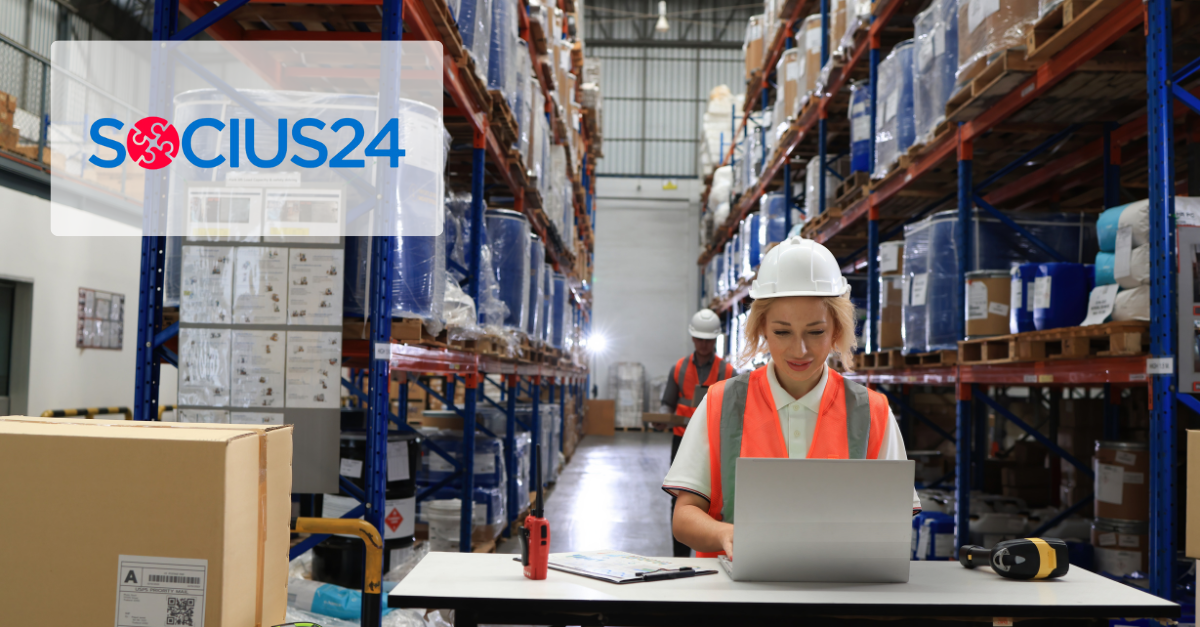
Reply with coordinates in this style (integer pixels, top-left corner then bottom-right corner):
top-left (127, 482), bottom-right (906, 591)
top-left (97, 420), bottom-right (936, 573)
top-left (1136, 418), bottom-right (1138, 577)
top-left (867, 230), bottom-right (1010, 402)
top-left (699, 0), bottom-right (1198, 600)
top-left (122, 0), bottom-right (597, 620)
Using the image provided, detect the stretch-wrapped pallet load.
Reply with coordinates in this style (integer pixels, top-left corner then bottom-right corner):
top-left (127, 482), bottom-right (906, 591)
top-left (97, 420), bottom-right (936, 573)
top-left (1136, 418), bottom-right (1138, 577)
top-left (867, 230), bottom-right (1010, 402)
top-left (849, 80), bottom-right (871, 173)
top-left (913, 0), bottom-right (959, 145)
top-left (345, 234), bottom-right (447, 321)
top-left (905, 210), bottom-right (1092, 350)
top-left (829, 0), bottom-right (848, 60)
top-left (902, 219), bottom-right (932, 354)
top-left (773, 49), bottom-right (803, 138)
top-left (957, 0), bottom-right (1038, 82)
top-left (526, 234), bottom-right (545, 340)
top-left (716, 249), bottom-right (728, 295)
top-left (611, 362), bottom-right (646, 429)
top-left (872, 40), bottom-right (916, 180)
top-left (541, 262), bottom-right (553, 344)
top-left (457, 0), bottom-right (493, 81)
top-left (484, 209), bottom-right (531, 332)
top-left (804, 155), bottom-right (846, 217)
top-left (514, 40), bottom-right (533, 157)
top-left (1090, 200), bottom-right (1152, 321)
top-left (550, 272), bottom-right (566, 349)
top-left (488, 0), bottom-right (518, 111)
top-left (700, 86), bottom-right (741, 178)
top-left (759, 191), bottom-right (789, 250)
top-left (745, 15), bottom-right (766, 82)
top-left (845, 0), bottom-right (871, 49)
top-left (800, 15), bottom-right (823, 97)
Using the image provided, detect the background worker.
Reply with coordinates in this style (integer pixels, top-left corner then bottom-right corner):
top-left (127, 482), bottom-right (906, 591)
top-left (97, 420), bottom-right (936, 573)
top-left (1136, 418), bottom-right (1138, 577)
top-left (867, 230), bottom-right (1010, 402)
top-left (659, 308), bottom-right (736, 557)
top-left (662, 238), bottom-right (921, 558)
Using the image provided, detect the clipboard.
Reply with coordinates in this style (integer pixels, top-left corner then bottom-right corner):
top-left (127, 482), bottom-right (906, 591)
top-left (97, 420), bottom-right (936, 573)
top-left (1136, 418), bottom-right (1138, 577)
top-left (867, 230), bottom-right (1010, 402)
top-left (513, 549), bottom-right (718, 584)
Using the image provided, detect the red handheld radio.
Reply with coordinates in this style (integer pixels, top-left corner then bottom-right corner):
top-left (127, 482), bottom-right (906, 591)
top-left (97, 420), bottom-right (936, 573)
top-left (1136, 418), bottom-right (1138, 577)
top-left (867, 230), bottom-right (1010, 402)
top-left (520, 444), bottom-right (549, 580)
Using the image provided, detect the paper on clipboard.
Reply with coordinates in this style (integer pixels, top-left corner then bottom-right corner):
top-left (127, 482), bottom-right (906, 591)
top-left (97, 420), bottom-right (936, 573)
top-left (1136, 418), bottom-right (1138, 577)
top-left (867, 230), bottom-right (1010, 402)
top-left (520, 550), bottom-right (717, 584)
top-left (550, 550), bottom-right (718, 584)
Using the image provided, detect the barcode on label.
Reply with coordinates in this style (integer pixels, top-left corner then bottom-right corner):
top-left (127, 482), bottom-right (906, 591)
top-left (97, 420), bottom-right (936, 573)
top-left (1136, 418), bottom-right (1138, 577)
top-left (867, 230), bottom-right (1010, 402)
top-left (149, 575), bottom-right (202, 585)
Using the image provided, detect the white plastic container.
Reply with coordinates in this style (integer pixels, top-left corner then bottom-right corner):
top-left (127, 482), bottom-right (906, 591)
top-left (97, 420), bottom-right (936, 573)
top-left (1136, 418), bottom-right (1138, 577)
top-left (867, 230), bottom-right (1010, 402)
top-left (426, 499), bottom-right (464, 552)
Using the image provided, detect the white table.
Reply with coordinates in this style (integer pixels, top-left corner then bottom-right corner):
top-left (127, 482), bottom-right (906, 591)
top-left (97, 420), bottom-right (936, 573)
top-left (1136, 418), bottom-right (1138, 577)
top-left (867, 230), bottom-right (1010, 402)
top-left (388, 553), bottom-right (1178, 626)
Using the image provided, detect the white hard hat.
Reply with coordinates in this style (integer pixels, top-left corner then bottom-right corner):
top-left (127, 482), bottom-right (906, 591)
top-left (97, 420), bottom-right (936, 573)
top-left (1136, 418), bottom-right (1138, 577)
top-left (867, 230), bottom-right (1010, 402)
top-left (749, 236), bottom-right (849, 299)
top-left (688, 308), bottom-right (722, 339)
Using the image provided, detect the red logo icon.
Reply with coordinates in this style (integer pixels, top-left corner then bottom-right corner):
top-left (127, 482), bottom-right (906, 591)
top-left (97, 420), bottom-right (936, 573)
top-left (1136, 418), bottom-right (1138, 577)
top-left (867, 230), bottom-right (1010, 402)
top-left (126, 116), bottom-right (179, 169)
top-left (385, 507), bottom-right (404, 532)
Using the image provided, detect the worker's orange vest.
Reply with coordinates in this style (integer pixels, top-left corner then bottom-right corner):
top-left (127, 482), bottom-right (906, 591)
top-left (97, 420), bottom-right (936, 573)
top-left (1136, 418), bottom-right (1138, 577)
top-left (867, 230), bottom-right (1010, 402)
top-left (673, 355), bottom-right (735, 436)
top-left (695, 366), bottom-right (890, 557)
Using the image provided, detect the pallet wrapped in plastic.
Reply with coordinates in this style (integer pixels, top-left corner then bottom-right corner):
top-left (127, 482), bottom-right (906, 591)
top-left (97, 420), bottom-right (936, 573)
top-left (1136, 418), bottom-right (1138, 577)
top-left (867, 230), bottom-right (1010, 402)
top-left (549, 272), bottom-right (566, 349)
top-left (913, 0), bottom-right (959, 145)
top-left (610, 362), bottom-right (646, 429)
top-left (526, 234), bottom-right (545, 339)
top-left (902, 218), bottom-right (932, 354)
top-left (956, 0), bottom-right (1038, 82)
top-left (456, 0), bottom-right (492, 81)
top-left (488, 0), bottom-right (518, 111)
top-left (849, 80), bottom-right (871, 173)
top-left (716, 248), bottom-right (728, 295)
top-left (916, 210), bottom-right (1093, 350)
top-left (843, 0), bottom-right (872, 53)
top-left (484, 209), bottom-right (531, 332)
top-left (799, 15), bottom-right (822, 97)
top-left (745, 15), bottom-right (766, 81)
top-left (344, 233), bottom-right (447, 321)
top-left (804, 157), bottom-right (840, 217)
top-left (773, 48), bottom-right (804, 138)
top-left (759, 191), bottom-right (789, 248)
top-left (539, 403), bottom-right (562, 483)
top-left (829, 0), bottom-right (848, 59)
top-left (417, 428), bottom-right (507, 489)
top-left (514, 40), bottom-right (533, 156)
top-left (872, 40), bottom-right (916, 180)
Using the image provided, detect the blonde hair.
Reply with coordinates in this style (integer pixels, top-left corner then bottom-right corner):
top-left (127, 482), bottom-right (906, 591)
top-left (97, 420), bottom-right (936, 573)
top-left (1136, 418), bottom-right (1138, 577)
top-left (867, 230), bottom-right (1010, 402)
top-left (738, 295), bottom-right (858, 366)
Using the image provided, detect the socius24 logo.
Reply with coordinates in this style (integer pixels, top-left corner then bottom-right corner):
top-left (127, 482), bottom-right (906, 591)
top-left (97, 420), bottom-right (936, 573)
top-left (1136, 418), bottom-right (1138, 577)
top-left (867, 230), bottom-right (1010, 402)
top-left (89, 116), bottom-right (405, 170)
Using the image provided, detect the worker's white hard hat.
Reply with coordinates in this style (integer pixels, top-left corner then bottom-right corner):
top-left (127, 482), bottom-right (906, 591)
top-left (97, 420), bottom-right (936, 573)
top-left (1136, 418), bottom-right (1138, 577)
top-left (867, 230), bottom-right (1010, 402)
top-left (749, 236), bottom-right (850, 299)
top-left (688, 308), bottom-right (722, 339)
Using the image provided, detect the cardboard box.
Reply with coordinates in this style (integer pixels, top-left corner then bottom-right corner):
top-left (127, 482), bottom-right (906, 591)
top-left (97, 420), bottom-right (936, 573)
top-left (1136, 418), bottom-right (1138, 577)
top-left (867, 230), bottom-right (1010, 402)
top-left (584, 399), bottom-right (615, 436)
top-left (0, 417), bottom-right (293, 627)
top-left (879, 275), bottom-right (904, 349)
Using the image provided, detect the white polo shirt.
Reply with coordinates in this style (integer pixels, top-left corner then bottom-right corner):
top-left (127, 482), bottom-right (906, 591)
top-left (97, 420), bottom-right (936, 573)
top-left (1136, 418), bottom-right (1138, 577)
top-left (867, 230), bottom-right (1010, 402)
top-left (662, 362), bottom-right (922, 511)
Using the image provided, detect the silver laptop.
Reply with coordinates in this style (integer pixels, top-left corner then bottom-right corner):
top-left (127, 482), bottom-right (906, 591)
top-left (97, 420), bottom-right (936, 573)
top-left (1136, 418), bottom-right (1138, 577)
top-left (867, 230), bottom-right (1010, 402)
top-left (717, 458), bottom-right (915, 583)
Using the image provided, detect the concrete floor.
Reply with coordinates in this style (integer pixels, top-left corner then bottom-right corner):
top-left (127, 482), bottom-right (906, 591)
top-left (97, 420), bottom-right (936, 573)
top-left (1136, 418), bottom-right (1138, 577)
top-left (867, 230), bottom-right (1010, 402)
top-left (499, 431), bottom-right (675, 556)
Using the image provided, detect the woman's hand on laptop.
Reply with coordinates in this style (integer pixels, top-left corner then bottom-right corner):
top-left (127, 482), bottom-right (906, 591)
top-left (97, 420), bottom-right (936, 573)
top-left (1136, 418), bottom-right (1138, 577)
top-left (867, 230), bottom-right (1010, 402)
top-left (719, 525), bottom-right (734, 559)
top-left (672, 492), bottom-right (736, 558)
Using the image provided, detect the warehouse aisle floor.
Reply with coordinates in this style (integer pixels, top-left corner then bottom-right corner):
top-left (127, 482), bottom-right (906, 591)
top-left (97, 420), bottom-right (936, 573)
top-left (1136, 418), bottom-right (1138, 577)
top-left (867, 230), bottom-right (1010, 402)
top-left (499, 431), bottom-right (676, 556)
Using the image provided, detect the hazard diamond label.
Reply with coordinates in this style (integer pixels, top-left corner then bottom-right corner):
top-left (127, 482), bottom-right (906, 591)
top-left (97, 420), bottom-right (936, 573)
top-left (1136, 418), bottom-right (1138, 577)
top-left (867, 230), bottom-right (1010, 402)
top-left (385, 508), bottom-right (404, 532)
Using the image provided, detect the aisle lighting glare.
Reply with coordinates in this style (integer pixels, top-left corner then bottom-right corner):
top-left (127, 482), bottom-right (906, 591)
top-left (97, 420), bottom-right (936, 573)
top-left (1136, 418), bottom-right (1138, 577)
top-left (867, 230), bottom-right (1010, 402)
top-left (587, 333), bottom-right (608, 354)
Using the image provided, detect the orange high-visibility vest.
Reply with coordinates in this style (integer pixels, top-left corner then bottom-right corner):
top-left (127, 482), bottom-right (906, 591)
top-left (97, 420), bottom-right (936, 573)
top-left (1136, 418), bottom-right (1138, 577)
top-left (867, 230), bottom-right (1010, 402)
top-left (672, 355), bottom-right (735, 436)
top-left (695, 365), bottom-right (890, 557)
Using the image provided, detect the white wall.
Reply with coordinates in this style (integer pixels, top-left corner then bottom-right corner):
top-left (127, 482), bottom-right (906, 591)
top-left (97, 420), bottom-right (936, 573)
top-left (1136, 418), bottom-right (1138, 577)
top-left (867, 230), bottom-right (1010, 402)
top-left (0, 185), bottom-right (177, 416)
top-left (591, 177), bottom-right (701, 402)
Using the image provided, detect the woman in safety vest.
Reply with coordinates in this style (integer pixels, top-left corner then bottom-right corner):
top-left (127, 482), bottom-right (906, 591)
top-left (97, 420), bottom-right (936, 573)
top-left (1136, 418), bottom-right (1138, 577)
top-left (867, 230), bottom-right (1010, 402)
top-left (662, 237), bottom-right (921, 558)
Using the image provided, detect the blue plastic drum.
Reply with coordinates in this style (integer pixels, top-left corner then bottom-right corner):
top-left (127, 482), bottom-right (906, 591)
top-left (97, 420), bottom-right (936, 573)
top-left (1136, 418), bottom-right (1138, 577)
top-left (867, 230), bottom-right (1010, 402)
top-left (1033, 263), bottom-right (1090, 331)
top-left (541, 262), bottom-right (553, 344)
top-left (1010, 264), bottom-right (1038, 333)
top-left (748, 214), bottom-right (762, 268)
top-left (849, 80), bottom-right (871, 173)
top-left (759, 192), bottom-right (788, 247)
top-left (902, 219), bottom-right (931, 354)
top-left (550, 273), bottom-right (566, 349)
top-left (484, 209), bottom-right (531, 331)
top-left (344, 235), bottom-right (443, 319)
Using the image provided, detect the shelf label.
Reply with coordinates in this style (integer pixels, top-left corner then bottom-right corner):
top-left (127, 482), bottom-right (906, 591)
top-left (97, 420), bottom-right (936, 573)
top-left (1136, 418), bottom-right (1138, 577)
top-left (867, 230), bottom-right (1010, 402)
top-left (374, 342), bottom-right (391, 360)
top-left (1130, 373), bottom-right (1148, 382)
top-left (1023, 375), bottom-right (1037, 383)
top-left (1146, 358), bottom-right (1174, 375)
top-left (1038, 374), bottom-right (1054, 383)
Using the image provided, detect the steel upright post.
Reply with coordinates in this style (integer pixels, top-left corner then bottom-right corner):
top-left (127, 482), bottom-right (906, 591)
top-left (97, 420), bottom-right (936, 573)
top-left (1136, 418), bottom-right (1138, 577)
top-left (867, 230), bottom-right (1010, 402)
top-left (506, 374), bottom-right (519, 529)
top-left (531, 375), bottom-right (542, 498)
top-left (1145, 0), bottom-right (1176, 599)
top-left (362, 0), bottom-right (405, 607)
top-left (954, 127), bottom-right (974, 551)
top-left (135, 0), bottom-right (180, 422)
